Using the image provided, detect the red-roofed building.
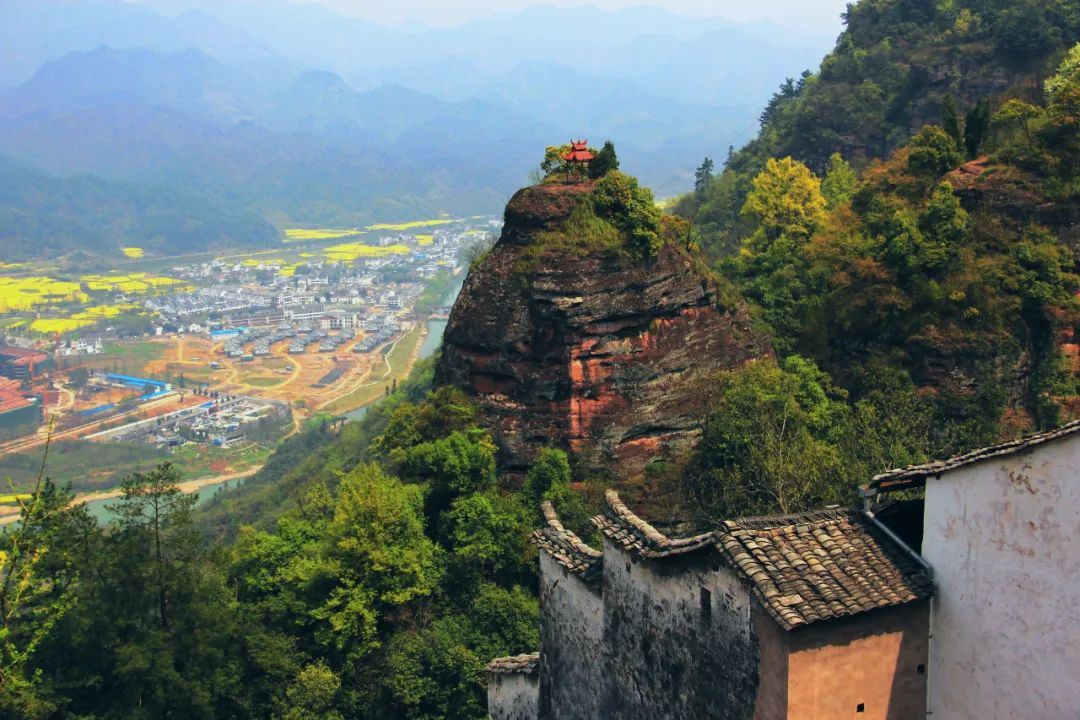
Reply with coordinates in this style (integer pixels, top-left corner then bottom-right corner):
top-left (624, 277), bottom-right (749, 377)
top-left (0, 346), bottom-right (51, 381)
top-left (563, 139), bottom-right (594, 165)
top-left (0, 377), bottom-right (39, 439)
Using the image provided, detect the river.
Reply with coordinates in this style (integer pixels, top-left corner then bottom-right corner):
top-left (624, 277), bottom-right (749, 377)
top-left (81, 475), bottom-right (250, 523)
top-left (343, 280), bottom-right (462, 423)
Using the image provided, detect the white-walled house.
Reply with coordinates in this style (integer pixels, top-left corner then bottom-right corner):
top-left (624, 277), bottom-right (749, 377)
top-left (865, 423), bottom-right (1080, 720)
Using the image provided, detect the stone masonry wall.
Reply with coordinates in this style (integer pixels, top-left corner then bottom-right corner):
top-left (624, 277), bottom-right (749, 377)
top-left (488, 673), bottom-right (539, 720)
top-left (599, 542), bottom-right (760, 720)
top-left (537, 552), bottom-right (604, 720)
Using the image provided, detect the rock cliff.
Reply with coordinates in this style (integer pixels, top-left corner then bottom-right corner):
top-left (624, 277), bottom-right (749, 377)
top-left (436, 182), bottom-right (772, 478)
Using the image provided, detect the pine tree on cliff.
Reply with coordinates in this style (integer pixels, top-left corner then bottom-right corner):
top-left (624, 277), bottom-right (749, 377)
top-left (964, 99), bottom-right (992, 158)
top-left (942, 95), bottom-right (963, 147)
top-left (588, 141), bottom-right (619, 179)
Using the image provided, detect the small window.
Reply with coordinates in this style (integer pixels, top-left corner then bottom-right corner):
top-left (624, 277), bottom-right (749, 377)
top-left (700, 587), bottom-right (712, 622)
top-left (917, 664), bottom-right (926, 675)
top-left (625, 562), bottom-right (632, 574)
top-left (856, 703), bottom-right (865, 713)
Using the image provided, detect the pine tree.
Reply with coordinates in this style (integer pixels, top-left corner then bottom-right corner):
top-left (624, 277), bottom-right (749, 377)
top-left (964, 99), bottom-right (992, 158)
top-left (587, 141), bottom-right (619, 179)
top-left (694, 157), bottom-right (715, 194)
top-left (942, 95), bottom-right (964, 147)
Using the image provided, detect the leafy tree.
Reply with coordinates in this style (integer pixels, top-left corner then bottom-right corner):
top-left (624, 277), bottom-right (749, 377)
top-left (520, 448), bottom-right (594, 535)
top-left (821, 152), bottom-right (858, 209)
top-left (993, 98), bottom-right (1045, 145)
top-left (276, 662), bottom-right (343, 720)
top-left (694, 157), bottom-right (715, 194)
top-left (1047, 43), bottom-right (1080, 128)
top-left (591, 172), bottom-right (664, 258)
top-left (317, 463), bottom-right (440, 654)
top-left (993, 3), bottom-right (1062, 62)
top-left (521, 448), bottom-right (572, 508)
top-left (587, 141), bottom-right (619, 179)
top-left (686, 356), bottom-right (853, 520)
top-left (741, 157), bottom-right (827, 246)
top-left (383, 618), bottom-right (485, 720)
top-left (918, 182), bottom-right (969, 248)
top-left (539, 145), bottom-right (572, 178)
top-left (906, 125), bottom-right (963, 176)
top-left (68, 366), bottom-right (89, 389)
top-left (441, 492), bottom-right (531, 589)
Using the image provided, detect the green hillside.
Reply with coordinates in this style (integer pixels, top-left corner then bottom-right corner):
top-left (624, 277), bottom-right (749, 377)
top-left (0, 158), bottom-right (277, 261)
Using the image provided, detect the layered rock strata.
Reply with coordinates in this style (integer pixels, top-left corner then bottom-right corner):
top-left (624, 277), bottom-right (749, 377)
top-left (437, 182), bottom-right (772, 478)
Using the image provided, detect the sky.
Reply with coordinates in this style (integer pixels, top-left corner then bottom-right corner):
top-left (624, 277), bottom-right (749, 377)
top-left (295, 0), bottom-right (852, 33)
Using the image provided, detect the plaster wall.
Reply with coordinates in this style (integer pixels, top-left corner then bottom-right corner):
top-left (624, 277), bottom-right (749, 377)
top-left (488, 673), bottom-right (539, 720)
top-left (750, 603), bottom-right (789, 720)
top-left (922, 441), bottom-right (1080, 719)
top-left (538, 552), bottom-right (603, 720)
top-left (600, 541), bottom-right (759, 720)
top-left (786, 601), bottom-right (929, 720)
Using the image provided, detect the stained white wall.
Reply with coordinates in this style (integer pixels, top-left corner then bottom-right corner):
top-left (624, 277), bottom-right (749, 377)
top-left (488, 672), bottom-right (539, 720)
top-left (922, 438), bottom-right (1080, 719)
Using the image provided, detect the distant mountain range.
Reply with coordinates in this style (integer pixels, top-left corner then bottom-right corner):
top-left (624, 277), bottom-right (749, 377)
top-left (0, 0), bottom-right (836, 259)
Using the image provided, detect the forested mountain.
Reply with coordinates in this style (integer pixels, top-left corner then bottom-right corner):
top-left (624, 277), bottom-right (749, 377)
top-left (680, 0), bottom-right (1080, 248)
top-left (0, 157), bottom-right (277, 261)
top-left (671, 0), bottom-right (1080, 515)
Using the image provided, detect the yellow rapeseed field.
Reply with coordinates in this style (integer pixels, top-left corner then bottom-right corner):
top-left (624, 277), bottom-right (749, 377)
top-left (81, 273), bottom-right (188, 294)
top-left (278, 262), bottom-right (307, 277)
top-left (0, 277), bottom-right (88, 313)
top-left (30, 318), bottom-right (95, 334)
top-left (367, 219), bottom-right (455, 231)
top-left (321, 242), bottom-right (411, 263)
top-left (283, 228), bottom-right (365, 242)
top-left (416, 234), bottom-right (435, 246)
top-left (28, 303), bottom-right (140, 335)
top-left (121, 247), bottom-right (145, 258)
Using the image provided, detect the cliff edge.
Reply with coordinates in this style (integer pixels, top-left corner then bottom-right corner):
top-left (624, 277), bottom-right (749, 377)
top-left (436, 181), bottom-right (772, 478)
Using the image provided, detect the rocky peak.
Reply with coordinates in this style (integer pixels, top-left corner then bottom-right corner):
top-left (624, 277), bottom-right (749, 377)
top-left (436, 181), bottom-right (772, 480)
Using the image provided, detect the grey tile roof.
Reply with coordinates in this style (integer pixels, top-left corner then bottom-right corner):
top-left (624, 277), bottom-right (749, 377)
top-left (591, 492), bottom-right (933, 631)
top-left (485, 653), bottom-right (540, 675)
top-left (865, 420), bottom-right (1080, 496)
top-left (715, 508), bottom-right (934, 631)
top-left (532, 501), bottom-right (603, 588)
top-left (591, 490), bottom-right (717, 558)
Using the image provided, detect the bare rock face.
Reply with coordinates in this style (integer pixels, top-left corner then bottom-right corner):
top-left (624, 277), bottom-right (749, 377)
top-left (436, 183), bottom-right (772, 478)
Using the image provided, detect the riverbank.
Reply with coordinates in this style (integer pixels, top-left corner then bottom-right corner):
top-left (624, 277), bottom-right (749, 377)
top-left (320, 321), bottom-right (427, 415)
top-left (0, 464), bottom-right (264, 526)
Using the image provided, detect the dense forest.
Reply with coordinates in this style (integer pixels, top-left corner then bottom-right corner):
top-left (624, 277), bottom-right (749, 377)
top-left (4, 0), bottom-right (1080, 717)
top-left (674, 0), bottom-right (1080, 495)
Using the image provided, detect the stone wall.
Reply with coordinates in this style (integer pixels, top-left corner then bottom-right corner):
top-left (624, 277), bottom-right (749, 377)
top-left (538, 552), bottom-right (603, 720)
top-left (599, 542), bottom-right (760, 720)
top-left (488, 672), bottom-right (539, 720)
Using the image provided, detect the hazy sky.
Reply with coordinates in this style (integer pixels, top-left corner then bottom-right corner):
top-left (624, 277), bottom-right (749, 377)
top-left (297, 0), bottom-right (852, 33)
